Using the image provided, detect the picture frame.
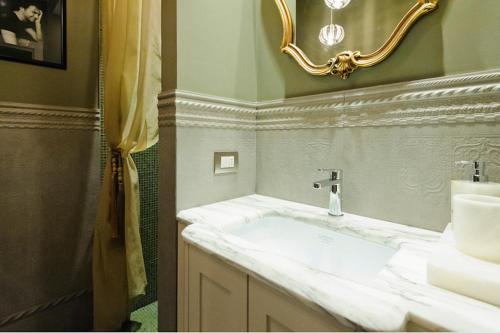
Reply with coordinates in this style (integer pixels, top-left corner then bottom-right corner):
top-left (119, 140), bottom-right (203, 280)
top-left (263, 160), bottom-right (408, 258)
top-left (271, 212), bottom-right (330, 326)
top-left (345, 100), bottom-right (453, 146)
top-left (0, 0), bottom-right (66, 69)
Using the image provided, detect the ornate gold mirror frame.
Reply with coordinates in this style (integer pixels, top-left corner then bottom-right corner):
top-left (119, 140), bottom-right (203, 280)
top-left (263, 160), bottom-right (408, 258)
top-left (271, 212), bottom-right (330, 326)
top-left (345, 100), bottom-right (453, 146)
top-left (275, 0), bottom-right (438, 79)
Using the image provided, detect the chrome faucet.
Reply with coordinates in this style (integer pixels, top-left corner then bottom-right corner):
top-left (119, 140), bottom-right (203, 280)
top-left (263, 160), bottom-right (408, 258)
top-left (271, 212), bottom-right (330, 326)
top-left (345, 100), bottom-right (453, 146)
top-left (313, 169), bottom-right (343, 216)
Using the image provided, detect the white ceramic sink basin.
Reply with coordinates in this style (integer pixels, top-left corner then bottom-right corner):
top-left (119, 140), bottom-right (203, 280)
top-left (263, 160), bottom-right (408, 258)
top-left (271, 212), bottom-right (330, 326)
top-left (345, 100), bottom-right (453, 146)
top-left (453, 194), bottom-right (500, 263)
top-left (227, 216), bottom-right (396, 282)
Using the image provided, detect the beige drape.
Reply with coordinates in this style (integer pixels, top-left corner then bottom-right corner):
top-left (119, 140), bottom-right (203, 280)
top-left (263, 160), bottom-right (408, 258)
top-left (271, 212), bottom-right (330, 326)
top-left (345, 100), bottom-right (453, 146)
top-left (93, 0), bottom-right (161, 330)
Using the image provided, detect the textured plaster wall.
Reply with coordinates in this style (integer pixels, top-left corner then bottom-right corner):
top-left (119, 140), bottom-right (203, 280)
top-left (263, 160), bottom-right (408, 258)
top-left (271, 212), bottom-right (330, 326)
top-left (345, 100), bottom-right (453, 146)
top-left (257, 125), bottom-right (500, 232)
top-left (176, 127), bottom-right (256, 211)
top-left (0, 129), bottom-right (100, 331)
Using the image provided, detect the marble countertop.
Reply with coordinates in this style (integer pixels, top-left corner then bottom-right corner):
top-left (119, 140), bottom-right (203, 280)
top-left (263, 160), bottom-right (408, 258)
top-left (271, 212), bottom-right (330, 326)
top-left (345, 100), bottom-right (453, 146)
top-left (178, 195), bottom-right (500, 332)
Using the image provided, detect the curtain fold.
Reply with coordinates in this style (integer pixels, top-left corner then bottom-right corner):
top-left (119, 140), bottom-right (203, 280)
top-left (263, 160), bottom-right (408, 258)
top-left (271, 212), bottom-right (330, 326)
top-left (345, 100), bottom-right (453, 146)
top-left (93, 0), bottom-right (161, 330)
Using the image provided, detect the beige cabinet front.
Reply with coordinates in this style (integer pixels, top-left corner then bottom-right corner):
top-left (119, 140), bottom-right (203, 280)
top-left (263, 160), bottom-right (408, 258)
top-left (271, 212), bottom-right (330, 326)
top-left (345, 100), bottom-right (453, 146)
top-left (248, 277), bottom-right (351, 332)
top-left (179, 222), bottom-right (435, 332)
top-left (187, 245), bottom-right (248, 332)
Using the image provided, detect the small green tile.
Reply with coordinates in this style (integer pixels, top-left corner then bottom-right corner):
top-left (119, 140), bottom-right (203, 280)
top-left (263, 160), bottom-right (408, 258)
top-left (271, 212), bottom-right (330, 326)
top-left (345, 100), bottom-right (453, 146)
top-left (131, 302), bottom-right (158, 332)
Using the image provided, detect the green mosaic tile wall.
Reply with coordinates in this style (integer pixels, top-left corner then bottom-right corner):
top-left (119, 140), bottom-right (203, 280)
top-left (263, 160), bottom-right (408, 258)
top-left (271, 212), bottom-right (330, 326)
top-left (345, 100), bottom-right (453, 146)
top-left (99, 129), bottom-right (159, 310)
top-left (132, 144), bottom-right (159, 309)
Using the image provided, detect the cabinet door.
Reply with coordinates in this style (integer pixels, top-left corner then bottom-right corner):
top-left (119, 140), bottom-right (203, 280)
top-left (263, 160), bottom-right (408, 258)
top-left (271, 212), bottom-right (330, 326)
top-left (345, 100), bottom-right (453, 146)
top-left (406, 320), bottom-right (444, 332)
top-left (249, 277), bottom-right (352, 332)
top-left (188, 245), bottom-right (248, 332)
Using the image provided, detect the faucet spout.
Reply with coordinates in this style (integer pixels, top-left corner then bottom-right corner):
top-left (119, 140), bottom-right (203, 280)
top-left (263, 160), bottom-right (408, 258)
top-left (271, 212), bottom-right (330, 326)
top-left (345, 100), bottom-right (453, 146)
top-left (313, 169), bottom-right (343, 217)
top-left (313, 178), bottom-right (341, 189)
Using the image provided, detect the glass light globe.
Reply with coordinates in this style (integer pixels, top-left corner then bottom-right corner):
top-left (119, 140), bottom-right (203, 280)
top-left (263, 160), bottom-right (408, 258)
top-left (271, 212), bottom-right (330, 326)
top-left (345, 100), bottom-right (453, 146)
top-left (319, 24), bottom-right (345, 46)
top-left (324, 0), bottom-right (351, 10)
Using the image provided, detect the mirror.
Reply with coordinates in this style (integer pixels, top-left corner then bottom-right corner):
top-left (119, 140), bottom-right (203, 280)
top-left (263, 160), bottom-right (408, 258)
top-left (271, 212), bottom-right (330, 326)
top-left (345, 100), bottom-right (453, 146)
top-left (275, 0), bottom-right (438, 79)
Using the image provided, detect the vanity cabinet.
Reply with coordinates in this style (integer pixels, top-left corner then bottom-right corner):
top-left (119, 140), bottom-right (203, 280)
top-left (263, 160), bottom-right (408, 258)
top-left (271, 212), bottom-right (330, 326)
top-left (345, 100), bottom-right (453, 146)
top-left (187, 246), bottom-right (248, 332)
top-left (179, 230), bottom-right (348, 332)
top-left (178, 222), bottom-right (434, 332)
top-left (249, 276), bottom-right (350, 332)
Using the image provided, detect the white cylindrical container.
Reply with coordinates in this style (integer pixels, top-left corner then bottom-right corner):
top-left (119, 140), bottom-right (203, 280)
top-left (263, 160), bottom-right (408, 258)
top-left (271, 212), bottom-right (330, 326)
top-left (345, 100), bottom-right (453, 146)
top-left (453, 194), bottom-right (500, 263)
top-left (450, 180), bottom-right (500, 220)
top-left (451, 180), bottom-right (500, 198)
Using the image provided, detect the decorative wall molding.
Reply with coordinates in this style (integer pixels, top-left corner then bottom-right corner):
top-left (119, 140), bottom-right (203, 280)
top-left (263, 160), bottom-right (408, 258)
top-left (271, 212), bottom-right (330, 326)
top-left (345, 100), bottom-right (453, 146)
top-left (0, 288), bottom-right (91, 328)
top-left (0, 102), bottom-right (100, 131)
top-left (158, 70), bottom-right (500, 130)
top-left (158, 90), bottom-right (257, 130)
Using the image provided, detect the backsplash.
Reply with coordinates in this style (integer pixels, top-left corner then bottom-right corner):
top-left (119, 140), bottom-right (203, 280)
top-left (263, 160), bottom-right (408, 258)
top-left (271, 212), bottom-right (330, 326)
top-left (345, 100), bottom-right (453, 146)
top-left (160, 70), bottom-right (500, 232)
top-left (257, 126), bottom-right (500, 232)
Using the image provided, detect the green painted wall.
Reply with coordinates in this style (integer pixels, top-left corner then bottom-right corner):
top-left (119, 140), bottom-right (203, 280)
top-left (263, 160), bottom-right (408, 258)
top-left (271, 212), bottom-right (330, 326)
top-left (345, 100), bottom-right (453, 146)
top-left (0, 0), bottom-right (99, 108)
top-left (256, 0), bottom-right (500, 100)
top-left (177, 0), bottom-right (258, 101)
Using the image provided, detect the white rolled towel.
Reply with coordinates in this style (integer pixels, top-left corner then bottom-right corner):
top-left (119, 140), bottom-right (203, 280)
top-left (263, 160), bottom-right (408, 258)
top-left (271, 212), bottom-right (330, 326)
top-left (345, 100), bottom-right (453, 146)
top-left (453, 194), bottom-right (500, 263)
top-left (427, 225), bottom-right (500, 307)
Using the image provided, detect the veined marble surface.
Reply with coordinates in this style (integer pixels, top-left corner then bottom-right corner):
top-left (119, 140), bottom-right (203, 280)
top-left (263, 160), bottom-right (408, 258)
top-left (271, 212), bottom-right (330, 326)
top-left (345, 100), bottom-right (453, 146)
top-left (178, 195), bottom-right (500, 332)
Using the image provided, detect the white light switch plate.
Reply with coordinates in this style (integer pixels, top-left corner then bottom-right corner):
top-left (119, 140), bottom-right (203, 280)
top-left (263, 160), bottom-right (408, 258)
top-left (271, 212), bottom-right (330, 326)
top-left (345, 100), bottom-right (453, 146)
top-left (214, 152), bottom-right (238, 174)
top-left (221, 156), bottom-right (235, 169)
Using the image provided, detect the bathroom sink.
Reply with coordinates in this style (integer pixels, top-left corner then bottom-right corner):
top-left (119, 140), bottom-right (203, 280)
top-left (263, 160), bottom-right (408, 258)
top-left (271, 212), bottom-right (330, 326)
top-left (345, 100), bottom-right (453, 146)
top-left (227, 216), bottom-right (397, 282)
top-left (453, 194), bottom-right (500, 263)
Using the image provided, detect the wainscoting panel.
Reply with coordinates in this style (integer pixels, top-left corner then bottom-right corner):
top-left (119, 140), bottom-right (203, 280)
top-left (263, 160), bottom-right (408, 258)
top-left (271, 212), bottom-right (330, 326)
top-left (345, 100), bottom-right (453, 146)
top-left (0, 103), bottom-right (100, 331)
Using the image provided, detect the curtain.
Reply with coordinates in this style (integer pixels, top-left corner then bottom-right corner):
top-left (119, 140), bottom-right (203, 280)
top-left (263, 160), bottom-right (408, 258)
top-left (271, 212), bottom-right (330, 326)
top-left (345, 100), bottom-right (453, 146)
top-left (93, 0), bottom-right (161, 330)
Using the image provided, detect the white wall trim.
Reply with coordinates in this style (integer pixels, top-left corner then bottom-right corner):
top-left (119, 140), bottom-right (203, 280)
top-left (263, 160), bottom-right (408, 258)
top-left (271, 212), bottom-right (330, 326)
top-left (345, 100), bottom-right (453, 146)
top-left (0, 102), bottom-right (100, 131)
top-left (158, 70), bottom-right (500, 130)
top-left (158, 90), bottom-right (257, 130)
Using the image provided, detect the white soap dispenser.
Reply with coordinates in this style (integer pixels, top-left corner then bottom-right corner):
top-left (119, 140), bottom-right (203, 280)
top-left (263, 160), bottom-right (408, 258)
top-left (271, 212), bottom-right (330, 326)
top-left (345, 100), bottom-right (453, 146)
top-left (451, 160), bottom-right (500, 202)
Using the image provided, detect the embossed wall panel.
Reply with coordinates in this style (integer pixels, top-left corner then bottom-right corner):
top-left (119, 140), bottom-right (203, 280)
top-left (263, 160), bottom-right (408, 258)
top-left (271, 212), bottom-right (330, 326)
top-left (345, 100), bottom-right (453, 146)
top-left (256, 125), bottom-right (500, 231)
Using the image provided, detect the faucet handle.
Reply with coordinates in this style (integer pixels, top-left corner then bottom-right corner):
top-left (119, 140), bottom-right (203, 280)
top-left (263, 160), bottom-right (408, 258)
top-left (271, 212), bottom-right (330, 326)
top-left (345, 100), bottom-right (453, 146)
top-left (317, 168), bottom-right (342, 180)
top-left (455, 160), bottom-right (488, 183)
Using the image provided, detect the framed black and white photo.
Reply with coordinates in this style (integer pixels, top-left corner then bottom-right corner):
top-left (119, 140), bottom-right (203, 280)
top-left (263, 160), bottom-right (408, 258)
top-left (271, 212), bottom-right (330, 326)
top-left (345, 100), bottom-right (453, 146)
top-left (0, 0), bottom-right (66, 69)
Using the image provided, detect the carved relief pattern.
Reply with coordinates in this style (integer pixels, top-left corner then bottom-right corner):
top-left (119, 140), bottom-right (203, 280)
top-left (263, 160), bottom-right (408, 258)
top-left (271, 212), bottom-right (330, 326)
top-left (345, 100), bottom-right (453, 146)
top-left (306, 140), bottom-right (331, 170)
top-left (158, 90), bottom-right (256, 130)
top-left (158, 71), bottom-right (500, 130)
top-left (399, 137), bottom-right (449, 198)
top-left (453, 137), bottom-right (500, 181)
